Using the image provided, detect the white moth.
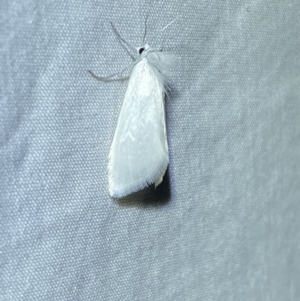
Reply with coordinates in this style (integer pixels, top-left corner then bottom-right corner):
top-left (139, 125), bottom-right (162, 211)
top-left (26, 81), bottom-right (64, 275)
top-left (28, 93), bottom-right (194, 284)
top-left (90, 20), bottom-right (176, 198)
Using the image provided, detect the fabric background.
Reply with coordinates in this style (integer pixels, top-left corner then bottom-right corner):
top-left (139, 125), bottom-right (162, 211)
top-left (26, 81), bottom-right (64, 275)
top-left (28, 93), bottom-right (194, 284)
top-left (1, 1), bottom-right (300, 300)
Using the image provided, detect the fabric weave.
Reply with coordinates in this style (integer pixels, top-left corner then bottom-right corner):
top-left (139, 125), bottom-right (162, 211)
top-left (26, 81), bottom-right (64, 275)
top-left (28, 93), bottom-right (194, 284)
top-left (1, 1), bottom-right (300, 300)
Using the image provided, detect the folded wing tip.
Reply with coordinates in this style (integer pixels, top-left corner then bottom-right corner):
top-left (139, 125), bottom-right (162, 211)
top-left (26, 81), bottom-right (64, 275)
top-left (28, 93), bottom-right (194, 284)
top-left (109, 157), bottom-right (168, 199)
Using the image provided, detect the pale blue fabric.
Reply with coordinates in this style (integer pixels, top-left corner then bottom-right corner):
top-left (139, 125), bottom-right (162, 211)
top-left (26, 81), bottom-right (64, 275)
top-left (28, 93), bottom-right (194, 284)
top-left (1, 1), bottom-right (300, 300)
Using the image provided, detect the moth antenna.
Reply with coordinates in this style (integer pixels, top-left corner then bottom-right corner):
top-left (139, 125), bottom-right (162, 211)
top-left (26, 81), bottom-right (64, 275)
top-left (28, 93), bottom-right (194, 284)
top-left (147, 17), bottom-right (177, 45)
top-left (142, 14), bottom-right (149, 44)
top-left (110, 22), bottom-right (136, 61)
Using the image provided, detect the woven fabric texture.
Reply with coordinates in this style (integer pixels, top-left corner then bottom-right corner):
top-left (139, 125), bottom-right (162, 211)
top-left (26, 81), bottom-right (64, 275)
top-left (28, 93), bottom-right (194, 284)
top-left (1, 1), bottom-right (300, 300)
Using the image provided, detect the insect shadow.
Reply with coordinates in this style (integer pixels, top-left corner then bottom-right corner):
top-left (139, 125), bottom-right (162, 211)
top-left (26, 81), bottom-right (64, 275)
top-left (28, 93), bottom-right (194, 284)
top-left (114, 168), bottom-right (171, 208)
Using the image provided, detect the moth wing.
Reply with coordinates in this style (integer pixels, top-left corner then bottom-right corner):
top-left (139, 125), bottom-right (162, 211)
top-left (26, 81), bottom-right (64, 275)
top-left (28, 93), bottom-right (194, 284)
top-left (108, 59), bottom-right (168, 198)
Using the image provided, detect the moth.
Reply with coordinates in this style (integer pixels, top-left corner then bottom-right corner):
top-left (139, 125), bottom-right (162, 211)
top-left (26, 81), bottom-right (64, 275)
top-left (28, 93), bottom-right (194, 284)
top-left (89, 19), bottom-right (176, 198)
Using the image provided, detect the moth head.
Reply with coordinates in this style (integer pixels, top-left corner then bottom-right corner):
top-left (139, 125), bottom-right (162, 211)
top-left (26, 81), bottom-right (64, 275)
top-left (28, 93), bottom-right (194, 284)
top-left (137, 44), bottom-right (150, 56)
